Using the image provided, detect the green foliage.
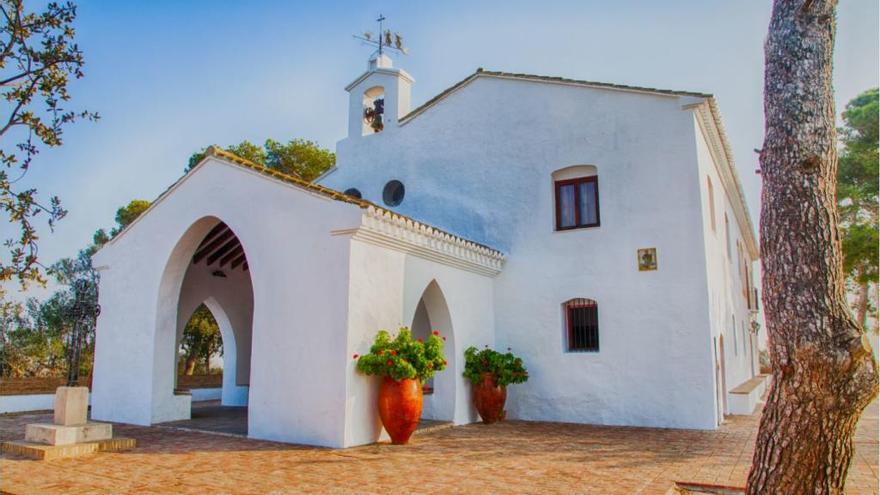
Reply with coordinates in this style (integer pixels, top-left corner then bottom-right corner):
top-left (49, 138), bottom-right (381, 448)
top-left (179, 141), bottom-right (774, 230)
top-left (837, 88), bottom-right (879, 285)
top-left (0, 0), bottom-right (98, 294)
top-left (185, 138), bottom-right (335, 181)
top-left (90, 199), bottom-right (151, 249)
top-left (0, 299), bottom-right (34, 376)
top-left (179, 304), bottom-right (222, 373)
top-left (0, 278), bottom-right (95, 378)
top-left (462, 346), bottom-right (529, 387)
top-left (111, 200), bottom-right (151, 236)
top-left (0, 195), bottom-right (149, 377)
top-left (355, 328), bottom-right (446, 383)
top-left (91, 229), bottom-right (110, 250)
top-left (265, 138), bottom-right (336, 181)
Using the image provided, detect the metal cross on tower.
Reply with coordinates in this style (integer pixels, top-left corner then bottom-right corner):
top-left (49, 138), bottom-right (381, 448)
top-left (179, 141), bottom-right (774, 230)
top-left (353, 14), bottom-right (408, 58)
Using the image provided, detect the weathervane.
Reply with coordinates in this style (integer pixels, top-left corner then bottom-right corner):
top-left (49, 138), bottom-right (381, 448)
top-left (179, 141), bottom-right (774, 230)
top-left (353, 14), bottom-right (408, 58)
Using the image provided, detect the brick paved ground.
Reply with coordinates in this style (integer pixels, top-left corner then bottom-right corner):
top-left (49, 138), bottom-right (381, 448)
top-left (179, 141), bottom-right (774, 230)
top-left (1, 400), bottom-right (876, 495)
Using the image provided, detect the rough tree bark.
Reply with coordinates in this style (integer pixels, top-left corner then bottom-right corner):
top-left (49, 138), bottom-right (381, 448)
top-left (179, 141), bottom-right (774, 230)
top-left (855, 279), bottom-right (868, 330)
top-left (747, 1), bottom-right (879, 494)
top-left (184, 355), bottom-right (197, 376)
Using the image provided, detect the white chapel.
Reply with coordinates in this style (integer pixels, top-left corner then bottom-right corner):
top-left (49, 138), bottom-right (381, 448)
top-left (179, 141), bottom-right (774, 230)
top-left (90, 52), bottom-right (764, 448)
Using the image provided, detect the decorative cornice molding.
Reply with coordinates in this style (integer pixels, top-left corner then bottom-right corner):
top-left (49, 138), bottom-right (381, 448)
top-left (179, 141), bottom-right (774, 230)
top-left (346, 206), bottom-right (506, 277)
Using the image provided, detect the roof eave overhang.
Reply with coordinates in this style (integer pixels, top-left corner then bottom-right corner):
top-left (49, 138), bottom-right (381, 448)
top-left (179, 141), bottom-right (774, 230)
top-left (345, 67), bottom-right (414, 92)
top-left (687, 99), bottom-right (760, 259)
top-left (399, 69), bottom-right (713, 126)
top-left (95, 148), bottom-right (506, 269)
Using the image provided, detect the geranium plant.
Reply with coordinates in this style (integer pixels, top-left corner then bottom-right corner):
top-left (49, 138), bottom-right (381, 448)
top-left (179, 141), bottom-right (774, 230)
top-left (463, 346), bottom-right (529, 386)
top-left (355, 328), bottom-right (447, 382)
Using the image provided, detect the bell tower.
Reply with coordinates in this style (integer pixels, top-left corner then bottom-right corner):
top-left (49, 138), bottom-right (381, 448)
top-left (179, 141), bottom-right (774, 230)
top-left (346, 16), bottom-right (413, 138)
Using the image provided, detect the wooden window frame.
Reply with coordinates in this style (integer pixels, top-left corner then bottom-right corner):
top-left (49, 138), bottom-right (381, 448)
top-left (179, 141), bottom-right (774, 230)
top-left (554, 176), bottom-right (600, 231)
top-left (564, 298), bottom-right (599, 352)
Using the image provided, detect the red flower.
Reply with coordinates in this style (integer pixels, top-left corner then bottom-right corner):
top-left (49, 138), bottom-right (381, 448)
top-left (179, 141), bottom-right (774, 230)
top-left (390, 350), bottom-right (397, 356)
top-left (417, 338), bottom-right (423, 343)
top-left (433, 330), bottom-right (439, 336)
top-left (386, 360), bottom-right (393, 367)
top-left (353, 353), bottom-right (359, 359)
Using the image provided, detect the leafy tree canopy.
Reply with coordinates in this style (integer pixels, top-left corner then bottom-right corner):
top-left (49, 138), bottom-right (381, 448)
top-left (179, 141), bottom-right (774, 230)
top-left (112, 200), bottom-right (151, 235)
top-left (91, 199), bottom-right (152, 251)
top-left (0, 0), bottom-right (98, 294)
top-left (186, 138), bottom-right (335, 182)
top-left (179, 304), bottom-right (222, 375)
top-left (837, 88), bottom-right (879, 285)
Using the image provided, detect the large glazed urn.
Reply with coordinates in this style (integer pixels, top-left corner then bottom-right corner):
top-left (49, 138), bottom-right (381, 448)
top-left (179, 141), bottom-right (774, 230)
top-left (378, 376), bottom-right (423, 444)
top-left (473, 372), bottom-right (507, 424)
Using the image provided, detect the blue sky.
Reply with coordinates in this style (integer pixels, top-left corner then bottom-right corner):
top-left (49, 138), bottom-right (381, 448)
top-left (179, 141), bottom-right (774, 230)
top-left (4, 0), bottom-right (878, 300)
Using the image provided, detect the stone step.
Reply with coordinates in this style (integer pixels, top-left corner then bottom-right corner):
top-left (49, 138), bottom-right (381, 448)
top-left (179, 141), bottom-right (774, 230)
top-left (1, 437), bottom-right (136, 460)
top-left (25, 422), bottom-right (113, 446)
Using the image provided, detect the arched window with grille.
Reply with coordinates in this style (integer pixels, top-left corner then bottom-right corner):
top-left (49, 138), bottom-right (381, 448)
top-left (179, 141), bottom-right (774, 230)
top-left (563, 298), bottom-right (599, 352)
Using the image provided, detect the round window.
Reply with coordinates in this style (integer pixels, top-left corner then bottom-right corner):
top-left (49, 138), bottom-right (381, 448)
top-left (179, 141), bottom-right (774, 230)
top-left (343, 187), bottom-right (362, 199)
top-left (382, 180), bottom-right (405, 206)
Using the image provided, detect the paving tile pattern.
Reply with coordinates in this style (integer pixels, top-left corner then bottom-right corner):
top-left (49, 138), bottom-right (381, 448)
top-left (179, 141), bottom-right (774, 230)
top-left (1, 401), bottom-right (876, 495)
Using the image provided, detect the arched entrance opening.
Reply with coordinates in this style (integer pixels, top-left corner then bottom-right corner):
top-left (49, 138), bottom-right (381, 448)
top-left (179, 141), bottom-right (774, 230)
top-left (155, 218), bottom-right (254, 433)
top-left (177, 303), bottom-right (222, 380)
top-left (410, 280), bottom-right (455, 422)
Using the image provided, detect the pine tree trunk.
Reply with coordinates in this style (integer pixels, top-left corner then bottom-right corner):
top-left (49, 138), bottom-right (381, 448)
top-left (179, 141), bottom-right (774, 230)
top-left (855, 280), bottom-right (869, 330)
top-left (747, 1), bottom-right (879, 493)
top-left (184, 355), bottom-right (197, 376)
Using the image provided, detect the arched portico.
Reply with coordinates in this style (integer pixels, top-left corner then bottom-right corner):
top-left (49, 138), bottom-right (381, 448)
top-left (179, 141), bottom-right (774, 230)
top-left (153, 216), bottom-right (256, 423)
top-left (92, 155), bottom-right (365, 446)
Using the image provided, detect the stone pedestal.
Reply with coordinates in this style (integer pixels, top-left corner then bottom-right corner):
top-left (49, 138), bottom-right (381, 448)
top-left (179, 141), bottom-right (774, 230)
top-left (53, 386), bottom-right (89, 426)
top-left (0, 386), bottom-right (135, 460)
top-left (25, 422), bottom-right (112, 446)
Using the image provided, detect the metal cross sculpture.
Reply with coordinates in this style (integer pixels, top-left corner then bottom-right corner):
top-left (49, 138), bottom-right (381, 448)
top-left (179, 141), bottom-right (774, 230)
top-left (64, 278), bottom-right (100, 386)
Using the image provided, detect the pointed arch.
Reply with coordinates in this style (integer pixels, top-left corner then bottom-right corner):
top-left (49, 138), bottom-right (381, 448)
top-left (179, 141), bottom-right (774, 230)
top-left (409, 279), bottom-right (456, 421)
top-left (153, 216), bottom-right (256, 423)
top-left (202, 297), bottom-right (249, 406)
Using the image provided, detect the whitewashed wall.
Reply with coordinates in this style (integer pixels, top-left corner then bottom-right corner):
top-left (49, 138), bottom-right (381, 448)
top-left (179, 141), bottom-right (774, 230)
top-left (694, 116), bottom-right (761, 419)
top-left (324, 75), bottom-right (728, 429)
top-left (92, 159), bottom-right (363, 447)
top-left (342, 238), bottom-right (494, 447)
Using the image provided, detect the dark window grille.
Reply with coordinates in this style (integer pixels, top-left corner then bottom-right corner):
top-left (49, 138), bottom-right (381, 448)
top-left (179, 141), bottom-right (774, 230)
top-left (565, 298), bottom-right (599, 352)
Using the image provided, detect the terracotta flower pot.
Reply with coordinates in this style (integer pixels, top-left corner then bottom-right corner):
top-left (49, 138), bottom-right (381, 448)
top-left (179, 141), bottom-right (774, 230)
top-left (378, 376), bottom-right (423, 444)
top-left (474, 371), bottom-right (507, 424)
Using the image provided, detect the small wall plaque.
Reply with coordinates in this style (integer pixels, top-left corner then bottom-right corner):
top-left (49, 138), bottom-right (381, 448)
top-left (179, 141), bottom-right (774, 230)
top-left (638, 248), bottom-right (658, 271)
